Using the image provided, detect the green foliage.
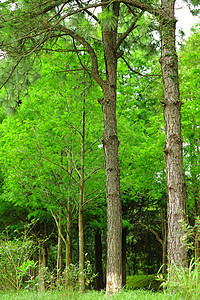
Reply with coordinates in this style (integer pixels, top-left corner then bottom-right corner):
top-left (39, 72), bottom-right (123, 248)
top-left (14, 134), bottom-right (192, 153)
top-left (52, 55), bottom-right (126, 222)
top-left (64, 258), bottom-right (97, 290)
top-left (98, 10), bottom-right (117, 31)
top-left (0, 233), bottom-right (35, 291)
top-left (179, 24), bottom-right (200, 215)
top-left (178, 217), bottom-right (200, 255)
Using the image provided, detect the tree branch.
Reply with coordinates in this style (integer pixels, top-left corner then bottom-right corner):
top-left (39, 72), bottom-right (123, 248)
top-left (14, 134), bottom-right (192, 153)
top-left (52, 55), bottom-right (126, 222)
top-left (115, 10), bottom-right (143, 50)
top-left (139, 223), bottom-right (163, 245)
top-left (0, 57), bottom-right (23, 90)
top-left (121, 56), bottom-right (161, 77)
top-left (56, 24), bottom-right (105, 88)
top-left (85, 164), bottom-right (104, 182)
top-left (50, 209), bottom-right (66, 245)
top-left (121, 0), bottom-right (161, 17)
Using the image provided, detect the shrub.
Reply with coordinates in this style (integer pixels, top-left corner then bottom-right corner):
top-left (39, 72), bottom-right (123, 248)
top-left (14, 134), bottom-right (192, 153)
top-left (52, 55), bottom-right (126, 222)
top-left (0, 231), bottom-right (36, 291)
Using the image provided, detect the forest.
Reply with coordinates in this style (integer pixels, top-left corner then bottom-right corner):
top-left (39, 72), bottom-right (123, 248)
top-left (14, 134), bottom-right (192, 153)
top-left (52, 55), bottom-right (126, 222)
top-left (0, 0), bottom-right (200, 299)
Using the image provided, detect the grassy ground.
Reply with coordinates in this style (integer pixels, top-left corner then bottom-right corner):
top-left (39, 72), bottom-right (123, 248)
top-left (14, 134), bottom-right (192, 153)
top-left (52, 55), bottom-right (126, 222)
top-left (0, 289), bottom-right (182, 300)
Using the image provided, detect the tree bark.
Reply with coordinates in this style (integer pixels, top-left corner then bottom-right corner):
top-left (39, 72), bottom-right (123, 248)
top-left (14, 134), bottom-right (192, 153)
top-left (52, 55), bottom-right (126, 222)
top-left (98, 2), bottom-right (122, 294)
top-left (159, 0), bottom-right (187, 271)
top-left (95, 231), bottom-right (104, 290)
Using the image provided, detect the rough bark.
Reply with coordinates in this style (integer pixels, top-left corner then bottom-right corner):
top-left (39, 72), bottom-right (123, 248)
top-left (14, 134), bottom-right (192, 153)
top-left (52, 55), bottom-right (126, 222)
top-left (98, 2), bottom-right (122, 294)
top-left (95, 231), bottom-right (104, 290)
top-left (159, 0), bottom-right (187, 270)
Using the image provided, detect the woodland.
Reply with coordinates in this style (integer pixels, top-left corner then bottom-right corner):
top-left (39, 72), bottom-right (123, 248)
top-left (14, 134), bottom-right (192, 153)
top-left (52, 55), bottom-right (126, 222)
top-left (0, 0), bottom-right (200, 299)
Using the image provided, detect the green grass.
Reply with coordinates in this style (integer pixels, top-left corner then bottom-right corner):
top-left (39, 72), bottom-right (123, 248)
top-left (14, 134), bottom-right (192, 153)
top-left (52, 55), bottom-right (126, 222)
top-left (0, 289), bottom-right (181, 300)
top-left (126, 275), bottom-right (162, 291)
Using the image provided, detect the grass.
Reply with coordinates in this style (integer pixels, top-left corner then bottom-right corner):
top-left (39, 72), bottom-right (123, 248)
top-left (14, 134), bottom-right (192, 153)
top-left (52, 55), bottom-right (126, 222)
top-left (126, 275), bottom-right (162, 291)
top-left (0, 289), bottom-right (185, 300)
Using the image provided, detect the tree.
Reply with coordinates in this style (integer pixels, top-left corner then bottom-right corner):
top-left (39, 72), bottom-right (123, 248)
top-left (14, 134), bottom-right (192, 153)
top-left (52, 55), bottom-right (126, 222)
top-left (159, 0), bottom-right (187, 269)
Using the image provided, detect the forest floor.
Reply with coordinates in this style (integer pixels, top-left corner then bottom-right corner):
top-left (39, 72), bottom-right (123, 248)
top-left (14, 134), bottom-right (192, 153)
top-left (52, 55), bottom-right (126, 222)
top-left (0, 289), bottom-right (181, 300)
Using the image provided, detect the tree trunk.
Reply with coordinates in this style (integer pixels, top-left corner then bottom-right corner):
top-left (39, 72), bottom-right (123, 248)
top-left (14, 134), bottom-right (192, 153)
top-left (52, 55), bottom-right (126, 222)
top-left (95, 231), bottom-right (104, 290)
top-left (162, 209), bottom-right (167, 274)
top-left (159, 0), bottom-right (187, 271)
top-left (122, 228), bottom-right (127, 287)
top-left (39, 242), bottom-right (47, 290)
top-left (79, 92), bottom-right (85, 292)
top-left (99, 2), bottom-right (122, 293)
top-left (57, 212), bottom-right (62, 283)
top-left (66, 201), bottom-right (72, 268)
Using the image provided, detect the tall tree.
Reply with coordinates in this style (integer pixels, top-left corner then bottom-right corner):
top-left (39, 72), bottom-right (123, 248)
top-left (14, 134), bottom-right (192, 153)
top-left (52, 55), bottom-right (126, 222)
top-left (159, 0), bottom-right (187, 269)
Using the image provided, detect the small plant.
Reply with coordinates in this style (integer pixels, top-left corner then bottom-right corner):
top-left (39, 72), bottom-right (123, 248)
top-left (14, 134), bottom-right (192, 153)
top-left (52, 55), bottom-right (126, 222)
top-left (162, 258), bottom-right (200, 300)
top-left (178, 217), bottom-right (200, 256)
top-left (40, 267), bottom-right (57, 291)
top-left (160, 217), bottom-right (200, 299)
top-left (64, 255), bottom-right (97, 290)
top-left (0, 223), bottom-right (38, 291)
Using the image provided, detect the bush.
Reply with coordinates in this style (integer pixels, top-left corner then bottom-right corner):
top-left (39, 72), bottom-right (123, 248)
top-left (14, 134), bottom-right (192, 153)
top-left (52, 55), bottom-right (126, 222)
top-left (0, 231), bottom-right (36, 291)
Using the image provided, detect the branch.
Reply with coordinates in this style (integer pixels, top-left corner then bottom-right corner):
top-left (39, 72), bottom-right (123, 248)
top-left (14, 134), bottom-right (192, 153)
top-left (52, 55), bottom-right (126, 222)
top-left (115, 10), bottom-right (143, 50)
top-left (32, 128), bottom-right (80, 186)
top-left (121, 0), bottom-right (161, 17)
top-left (85, 164), bottom-right (104, 182)
top-left (56, 25), bottom-right (105, 88)
top-left (50, 209), bottom-right (66, 245)
top-left (139, 223), bottom-right (163, 245)
top-left (85, 138), bottom-right (102, 154)
top-left (75, 0), bottom-right (100, 23)
top-left (0, 57), bottom-right (23, 90)
top-left (121, 56), bottom-right (161, 77)
top-left (52, 2), bottom-right (111, 27)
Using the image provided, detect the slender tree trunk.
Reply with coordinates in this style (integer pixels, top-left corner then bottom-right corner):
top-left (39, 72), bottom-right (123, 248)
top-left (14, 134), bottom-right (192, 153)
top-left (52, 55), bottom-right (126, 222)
top-left (79, 91), bottom-right (85, 292)
top-left (66, 201), bottom-right (72, 268)
top-left (65, 152), bottom-right (73, 289)
top-left (39, 242), bottom-right (47, 290)
top-left (159, 0), bottom-right (187, 271)
top-left (57, 212), bottom-right (62, 283)
top-left (162, 209), bottom-right (167, 274)
top-left (65, 198), bottom-right (72, 285)
top-left (122, 228), bottom-right (127, 287)
top-left (99, 2), bottom-right (122, 293)
top-left (95, 231), bottom-right (104, 290)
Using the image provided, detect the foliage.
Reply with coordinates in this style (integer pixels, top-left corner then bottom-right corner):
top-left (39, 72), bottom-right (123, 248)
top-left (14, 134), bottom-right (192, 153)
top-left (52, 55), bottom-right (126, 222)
top-left (0, 231), bottom-right (35, 291)
top-left (64, 258), bottom-right (98, 290)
